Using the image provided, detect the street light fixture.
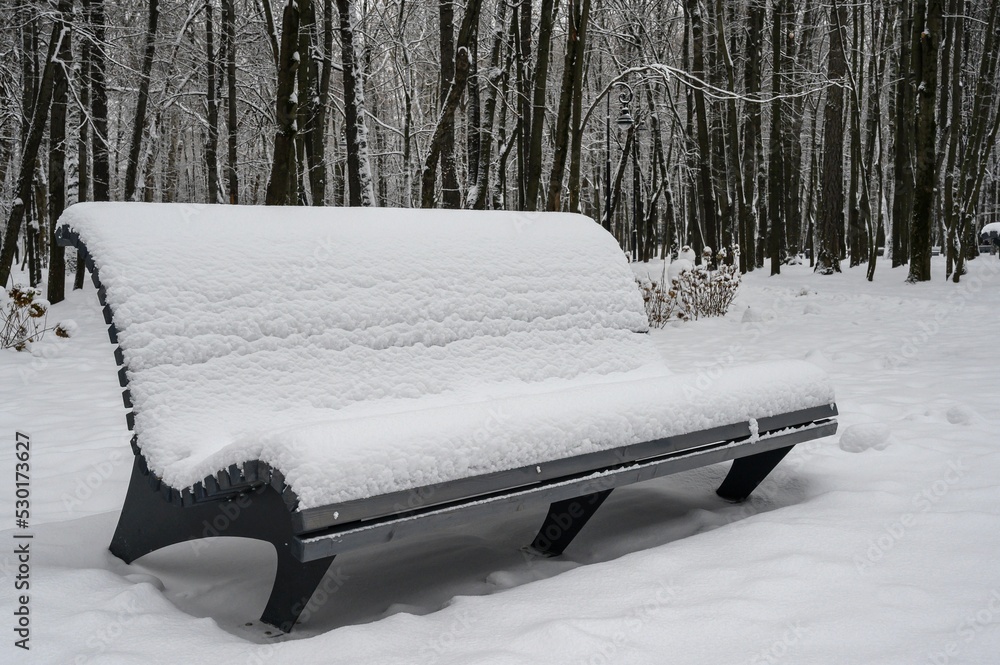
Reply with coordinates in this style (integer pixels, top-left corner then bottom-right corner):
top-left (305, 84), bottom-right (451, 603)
top-left (605, 81), bottom-right (636, 230)
top-left (605, 81), bottom-right (642, 261)
top-left (616, 83), bottom-right (635, 129)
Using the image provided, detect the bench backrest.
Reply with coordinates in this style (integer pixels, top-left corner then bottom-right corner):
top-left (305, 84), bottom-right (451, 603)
top-left (60, 205), bottom-right (656, 442)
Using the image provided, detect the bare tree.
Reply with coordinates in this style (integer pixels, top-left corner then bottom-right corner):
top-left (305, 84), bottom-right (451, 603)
top-left (906, 0), bottom-right (942, 283)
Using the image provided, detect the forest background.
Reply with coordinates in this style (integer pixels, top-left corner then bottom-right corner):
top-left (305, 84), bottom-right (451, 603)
top-left (1, 0), bottom-right (999, 304)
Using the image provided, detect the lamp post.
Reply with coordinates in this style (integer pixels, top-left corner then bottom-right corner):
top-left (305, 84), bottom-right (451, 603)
top-left (606, 82), bottom-right (635, 250)
top-left (612, 82), bottom-right (640, 261)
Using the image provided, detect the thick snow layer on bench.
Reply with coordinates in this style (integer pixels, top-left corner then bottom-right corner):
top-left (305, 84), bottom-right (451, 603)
top-left (59, 203), bottom-right (834, 508)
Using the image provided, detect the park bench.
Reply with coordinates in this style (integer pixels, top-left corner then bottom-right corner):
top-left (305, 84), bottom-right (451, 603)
top-left (57, 202), bottom-right (838, 633)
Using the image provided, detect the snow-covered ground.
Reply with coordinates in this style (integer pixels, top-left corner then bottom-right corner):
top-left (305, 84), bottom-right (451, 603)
top-left (2, 255), bottom-right (999, 664)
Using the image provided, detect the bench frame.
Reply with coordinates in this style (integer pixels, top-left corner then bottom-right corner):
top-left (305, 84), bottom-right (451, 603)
top-left (59, 227), bottom-right (838, 633)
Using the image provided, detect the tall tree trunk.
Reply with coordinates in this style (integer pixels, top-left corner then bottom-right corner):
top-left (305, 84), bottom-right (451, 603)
top-left (421, 0), bottom-right (482, 207)
top-left (943, 0), bottom-right (964, 278)
top-left (906, 0), bottom-right (942, 282)
top-left (0, 15), bottom-right (67, 287)
top-left (566, 0), bottom-right (591, 214)
top-left (741, 0), bottom-right (765, 272)
top-left (297, 0), bottom-right (320, 204)
top-left (686, 0), bottom-right (717, 258)
top-left (124, 0), bottom-right (160, 201)
top-left (47, 1), bottom-right (73, 304)
top-left (524, 0), bottom-right (557, 211)
top-left (767, 0), bottom-right (786, 275)
top-left (75, 16), bottom-right (92, 290)
top-left (514, 0), bottom-right (532, 208)
top-left (265, 0), bottom-right (300, 205)
top-left (815, 0), bottom-right (849, 274)
top-left (309, 0), bottom-right (334, 206)
top-left (223, 0), bottom-right (239, 203)
top-left (953, 1), bottom-right (1000, 280)
top-left (466, 17), bottom-right (481, 203)
top-left (714, 0), bottom-right (751, 270)
top-left (335, 0), bottom-right (376, 206)
top-left (546, 0), bottom-right (589, 212)
top-left (438, 0), bottom-right (460, 208)
top-left (205, 0), bottom-right (220, 204)
top-left (891, 0), bottom-right (914, 266)
top-left (89, 0), bottom-right (110, 202)
top-left (473, 0), bottom-right (510, 210)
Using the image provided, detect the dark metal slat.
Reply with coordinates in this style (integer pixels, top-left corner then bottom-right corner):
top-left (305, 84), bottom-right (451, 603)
top-left (294, 420), bottom-right (837, 561)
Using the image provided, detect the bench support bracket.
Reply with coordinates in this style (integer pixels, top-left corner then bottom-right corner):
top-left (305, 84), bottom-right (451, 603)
top-left (110, 456), bottom-right (335, 632)
top-left (527, 489), bottom-right (614, 557)
top-left (716, 445), bottom-right (794, 502)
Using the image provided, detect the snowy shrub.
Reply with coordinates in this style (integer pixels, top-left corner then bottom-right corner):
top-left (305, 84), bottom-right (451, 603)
top-left (1, 284), bottom-right (74, 351)
top-left (637, 272), bottom-right (689, 327)
top-left (637, 246), bottom-right (742, 327)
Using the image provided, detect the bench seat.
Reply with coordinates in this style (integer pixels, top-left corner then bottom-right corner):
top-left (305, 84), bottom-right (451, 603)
top-left (57, 202), bottom-right (838, 633)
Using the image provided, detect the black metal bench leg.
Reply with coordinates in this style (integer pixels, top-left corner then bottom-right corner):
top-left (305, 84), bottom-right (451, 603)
top-left (260, 552), bottom-right (336, 632)
top-left (110, 455), bottom-right (330, 632)
top-left (110, 457), bottom-right (206, 563)
top-left (716, 445), bottom-right (794, 502)
top-left (527, 489), bottom-right (614, 557)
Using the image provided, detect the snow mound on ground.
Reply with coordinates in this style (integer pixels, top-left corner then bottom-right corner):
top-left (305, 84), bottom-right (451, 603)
top-left (741, 306), bottom-right (765, 323)
top-left (667, 258), bottom-right (694, 284)
top-left (838, 423), bottom-right (892, 453)
top-left (945, 405), bottom-right (979, 426)
top-left (804, 349), bottom-right (836, 371)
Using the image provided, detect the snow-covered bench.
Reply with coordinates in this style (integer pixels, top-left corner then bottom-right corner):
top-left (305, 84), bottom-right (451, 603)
top-left (57, 203), bottom-right (838, 632)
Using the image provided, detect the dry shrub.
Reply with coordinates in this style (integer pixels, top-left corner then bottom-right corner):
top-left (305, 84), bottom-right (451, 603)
top-left (1, 284), bottom-right (74, 351)
top-left (637, 246), bottom-right (742, 328)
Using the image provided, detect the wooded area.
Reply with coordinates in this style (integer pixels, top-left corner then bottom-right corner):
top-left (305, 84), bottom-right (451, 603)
top-left (2, 0), bottom-right (1000, 298)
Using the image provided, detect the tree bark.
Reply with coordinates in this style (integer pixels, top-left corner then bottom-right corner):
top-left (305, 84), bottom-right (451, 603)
top-left (438, 0), bottom-right (460, 208)
top-left (566, 0), bottom-right (591, 214)
top-left (205, 0), bottom-right (220, 204)
top-left (815, 0), bottom-right (849, 274)
top-left (89, 0), bottom-right (110, 202)
top-left (546, 0), bottom-right (589, 212)
top-left (124, 0), bottom-right (160, 201)
top-left (264, 0), bottom-right (300, 205)
top-left (335, 0), bottom-right (376, 206)
top-left (906, 0), bottom-right (942, 282)
top-left (0, 16), bottom-right (67, 287)
top-left (223, 0), bottom-right (239, 203)
top-left (421, 0), bottom-right (483, 207)
top-left (686, 0), bottom-right (717, 257)
top-left (75, 14), bottom-right (92, 290)
top-left (892, 0), bottom-right (914, 266)
top-left (767, 0), bottom-right (786, 275)
top-left (473, 0), bottom-right (510, 210)
top-left (741, 0), bottom-right (765, 272)
top-left (524, 0), bottom-right (557, 211)
top-left (47, 1), bottom-right (73, 304)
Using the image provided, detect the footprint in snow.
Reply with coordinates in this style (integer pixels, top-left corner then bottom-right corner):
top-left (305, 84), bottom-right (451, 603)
top-left (945, 405), bottom-right (980, 426)
top-left (124, 572), bottom-right (165, 591)
top-left (838, 423), bottom-right (892, 453)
